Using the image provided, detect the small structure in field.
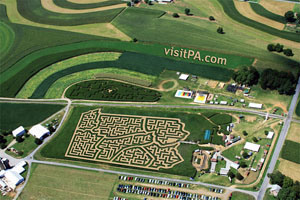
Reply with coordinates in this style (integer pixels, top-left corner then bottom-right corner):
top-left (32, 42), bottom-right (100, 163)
top-left (175, 90), bottom-right (193, 99)
top-left (249, 103), bottom-right (263, 109)
top-left (178, 74), bottom-right (189, 81)
top-left (12, 126), bottom-right (25, 138)
top-left (267, 132), bottom-right (274, 139)
top-left (29, 124), bottom-right (50, 140)
top-left (244, 142), bottom-right (260, 152)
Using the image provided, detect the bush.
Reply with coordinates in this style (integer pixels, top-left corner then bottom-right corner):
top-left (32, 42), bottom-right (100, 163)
top-left (18, 151), bottom-right (24, 156)
top-left (283, 49), bottom-right (294, 57)
top-left (264, 130), bottom-right (269, 135)
top-left (275, 43), bottom-right (284, 53)
top-left (242, 152), bottom-right (248, 159)
top-left (243, 131), bottom-right (248, 136)
top-left (0, 143), bottom-right (7, 149)
top-left (267, 44), bottom-right (275, 51)
top-left (172, 13), bottom-right (180, 18)
top-left (217, 27), bottom-right (224, 34)
top-left (16, 136), bottom-right (24, 143)
top-left (227, 170), bottom-right (235, 179)
top-left (185, 8), bottom-right (191, 15)
top-left (240, 161), bottom-right (247, 168)
top-left (35, 138), bottom-right (43, 145)
top-left (209, 16), bottom-right (215, 21)
top-left (132, 38), bottom-right (138, 42)
top-left (252, 137), bottom-right (258, 143)
top-left (232, 66), bottom-right (260, 86)
top-left (236, 172), bottom-right (244, 180)
top-left (284, 11), bottom-right (296, 22)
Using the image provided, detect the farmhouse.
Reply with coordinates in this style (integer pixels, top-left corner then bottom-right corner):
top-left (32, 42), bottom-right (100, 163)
top-left (244, 142), bottom-right (260, 152)
top-left (12, 126), bottom-right (25, 138)
top-left (29, 124), bottom-right (50, 140)
top-left (270, 184), bottom-right (281, 197)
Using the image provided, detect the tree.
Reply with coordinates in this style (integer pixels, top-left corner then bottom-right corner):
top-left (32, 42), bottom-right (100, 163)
top-left (267, 44), bottom-right (275, 51)
top-left (227, 170), bottom-right (235, 179)
top-left (264, 130), bottom-right (269, 135)
top-left (275, 43), bottom-right (284, 52)
top-left (283, 176), bottom-right (294, 188)
top-left (268, 171), bottom-right (285, 186)
top-left (127, 2), bottom-right (132, 6)
top-left (283, 48), bottom-right (294, 57)
top-left (284, 11), bottom-right (296, 22)
top-left (236, 172), bottom-right (244, 180)
top-left (242, 131), bottom-right (248, 136)
top-left (0, 143), bottom-right (6, 149)
top-left (232, 66), bottom-right (260, 86)
top-left (242, 152), bottom-right (248, 159)
top-left (18, 151), bottom-right (24, 156)
top-left (217, 27), bottom-right (224, 34)
top-left (240, 161), bottom-right (247, 168)
top-left (172, 13), bottom-right (180, 18)
top-left (35, 138), bottom-right (43, 145)
top-left (16, 135), bottom-right (23, 143)
top-left (209, 16), bottom-right (215, 21)
top-left (252, 137), bottom-right (258, 143)
top-left (185, 8), bottom-right (191, 15)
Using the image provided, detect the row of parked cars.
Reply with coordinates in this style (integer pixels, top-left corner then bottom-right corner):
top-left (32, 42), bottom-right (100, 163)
top-left (209, 187), bottom-right (223, 193)
top-left (116, 184), bottom-right (220, 200)
top-left (113, 197), bottom-right (127, 200)
top-left (118, 176), bottom-right (190, 188)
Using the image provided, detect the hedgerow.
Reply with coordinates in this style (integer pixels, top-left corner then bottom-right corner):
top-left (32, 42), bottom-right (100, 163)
top-left (65, 80), bottom-right (161, 102)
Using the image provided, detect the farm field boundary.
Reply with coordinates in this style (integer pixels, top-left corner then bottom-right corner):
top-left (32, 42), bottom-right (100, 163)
top-left (249, 3), bottom-right (286, 24)
top-left (52, 0), bottom-right (125, 10)
top-left (217, 0), bottom-right (300, 42)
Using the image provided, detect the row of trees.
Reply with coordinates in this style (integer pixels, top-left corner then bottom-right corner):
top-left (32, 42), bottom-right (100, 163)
top-left (268, 171), bottom-right (300, 200)
top-left (232, 66), bottom-right (297, 95)
top-left (284, 11), bottom-right (300, 23)
top-left (267, 43), bottom-right (294, 57)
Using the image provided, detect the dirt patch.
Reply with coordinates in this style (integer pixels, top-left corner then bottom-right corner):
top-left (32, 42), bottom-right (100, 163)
top-left (41, 0), bottom-right (126, 14)
top-left (266, 102), bottom-right (288, 113)
top-left (278, 158), bottom-right (300, 181)
top-left (286, 122), bottom-right (300, 143)
top-left (242, 170), bottom-right (259, 184)
top-left (234, 1), bottom-right (285, 30)
top-left (245, 116), bottom-right (257, 122)
top-left (260, 0), bottom-right (295, 16)
top-left (158, 79), bottom-right (178, 92)
top-left (207, 80), bottom-right (219, 88)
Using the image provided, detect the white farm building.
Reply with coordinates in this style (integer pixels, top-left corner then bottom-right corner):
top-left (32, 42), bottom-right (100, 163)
top-left (12, 126), bottom-right (25, 137)
top-left (29, 124), bottom-right (50, 140)
top-left (244, 142), bottom-right (261, 152)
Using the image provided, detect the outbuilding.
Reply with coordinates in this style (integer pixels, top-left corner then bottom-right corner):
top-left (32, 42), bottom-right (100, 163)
top-left (4, 170), bottom-right (24, 189)
top-left (12, 126), bottom-right (25, 138)
top-left (249, 103), bottom-right (263, 109)
top-left (29, 124), bottom-right (50, 140)
top-left (267, 132), bottom-right (274, 139)
top-left (178, 74), bottom-right (189, 81)
top-left (244, 142), bottom-right (260, 152)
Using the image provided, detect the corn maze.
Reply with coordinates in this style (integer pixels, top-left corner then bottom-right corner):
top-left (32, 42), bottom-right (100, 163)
top-left (65, 108), bottom-right (190, 170)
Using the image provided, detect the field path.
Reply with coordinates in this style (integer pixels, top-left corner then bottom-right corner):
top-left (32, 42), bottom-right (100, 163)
top-left (41, 0), bottom-right (126, 14)
top-left (234, 1), bottom-right (285, 30)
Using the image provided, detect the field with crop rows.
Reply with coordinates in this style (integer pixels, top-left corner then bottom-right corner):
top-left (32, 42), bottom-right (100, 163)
top-left (250, 3), bottom-right (286, 24)
top-left (65, 80), bottom-right (161, 102)
top-left (52, 0), bottom-right (124, 10)
top-left (281, 140), bottom-right (300, 164)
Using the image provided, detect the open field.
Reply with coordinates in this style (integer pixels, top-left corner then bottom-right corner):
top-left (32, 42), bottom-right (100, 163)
top-left (0, 21), bottom-right (14, 61)
top-left (281, 140), bottom-right (300, 164)
top-left (217, 0), bottom-right (300, 42)
top-left (231, 191), bottom-right (255, 200)
top-left (234, 1), bottom-right (285, 30)
top-left (65, 80), bottom-right (161, 102)
top-left (16, 0), bottom-right (124, 26)
top-left (0, 103), bottom-right (64, 131)
top-left (40, 106), bottom-right (227, 177)
top-left (249, 3), bottom-right (286, 24)
top-left (258, 0), bottom-right (295, 16)
top-left (286, 122), bottom-right (300, 143)
top-left (19, 163), bottom-right (117, 200)
top-left (278, 158), bottom-right (300, 181)
top-left (52, 0), bottom-right (124, 10)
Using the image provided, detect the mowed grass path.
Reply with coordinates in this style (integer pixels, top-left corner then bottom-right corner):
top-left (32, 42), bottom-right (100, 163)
top-left (52, 0), bottom-right (124, 10)
top-left (19, 164), bottom-right (117, 200)
top-left (0, 21), bottom-right (15, 61)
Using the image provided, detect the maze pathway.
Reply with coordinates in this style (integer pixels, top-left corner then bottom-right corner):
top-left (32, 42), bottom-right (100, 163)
top-left (65, 108), bottom-right (190, 170)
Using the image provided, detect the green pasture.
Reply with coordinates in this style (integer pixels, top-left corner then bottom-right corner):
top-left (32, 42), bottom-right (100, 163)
top-left (250, 3), bottom-right (286, 24)
top-left (281, 140), bottom-right (300, 164)
top-left (0, 21), bottom-right (15, 61)
top-left (19, 164), bottom-right (117, 200)
top-left (217, 0), bottom-right (300, 42)
top-left (40, 106), bottom-right (225, 177)
top-left (231, 192), bottom-right (255, 200)
top-left (27, 52), bottom-right (233, 99)
top-left (65, 80), bottom-right (162, 102)
top-left (53, 0), bottom-right (125, 10)
top-left (0, 103), bottom-right (64, 131)
top-left (16, 0), bottom-right (124, 26)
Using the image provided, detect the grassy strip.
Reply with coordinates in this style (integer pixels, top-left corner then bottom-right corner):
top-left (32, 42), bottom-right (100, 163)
top-left (281, 140), bottom-right (300, 164)
top-left (0, 103), bottom-right (64, 131)
top-left (65, 80), bottom-right (162, 102)
top-left (29, 52), bottom-right (232, 99)
top-left (231, 191), bottom-right (255, 200)
top-left (250, 3), bottom-right (286, 24)
top-left (94, 73), bottom-right (152, 87)
top-left (40, 106), bottom-right (221, 177)
top-left (17, 0), bottom-right (124, 26)
top-left (53, 0), bottom-right (125, 10)
top-left (0, 21), bottom-right (15, 61)
top-left (217, 0), bottom-right (300, 42)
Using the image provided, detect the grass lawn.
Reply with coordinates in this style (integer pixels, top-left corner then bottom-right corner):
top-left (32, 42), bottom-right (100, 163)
top-left (281, 140), bottom-right (300, 164)
top-left (162, 81), bottom-right (175, 90)
top-left (40, 105), bottom-right (223, 177)
top-left (7, 136), bottom-right (38, 158)
top-left (18, 163), bottom-right (118, 200)
top-left (215, 160), bottom-right (226, 173)
top-left (231, 192), bottom-right (255, 200)
top-left (0, 103), bottom-right (64, 131)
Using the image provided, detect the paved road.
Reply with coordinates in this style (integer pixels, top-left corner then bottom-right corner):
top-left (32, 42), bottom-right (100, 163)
top-left (257, 77), bottom-right (300, 200)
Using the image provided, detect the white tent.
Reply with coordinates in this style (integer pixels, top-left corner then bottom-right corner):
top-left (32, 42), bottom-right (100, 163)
top-left (249, 103), bottom-right (263, 109)
top-left (179, 74), bottom-right (189, 80)
top-left (12, 126), bottom-right (25, 137)
top-left (267, 132), bottom-right (274, 139)
top-left (244, 142), bottom-right (260, 152)
top-left (230, 162), bottom-right (240, 170)
top-left (29, 124), bottom-right (50, 140)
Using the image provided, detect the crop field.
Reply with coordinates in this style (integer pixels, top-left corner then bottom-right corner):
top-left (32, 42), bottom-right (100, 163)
top-left (231, 192), bottom-right (255, 200)
top-left (260, 0), bottom-right (295, 16)
top-left (19, 164), bottom-right (117, 200)
top-left (65, 80), bottom-right (161, 102)
top-left (249, 3), bottom-right (286, 24)
top-left (0, 21), bottom-right (14, 61)
top-left (281, 140), bottom-right (300, 164)
top-left (40, 106), bottom-right (226, 177)
top-left (0, 103), bottom-right (64, 131)
top-left (286, 122), bottom-right (300, 143)
top-left (16, 0), bottom-right (124, 26)
top-left (278, 159), bottom-right (300, 181)
top-left (52, 0), bottom-right (124, 10)
top-left (217, 0), bottom-right (300, 42)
